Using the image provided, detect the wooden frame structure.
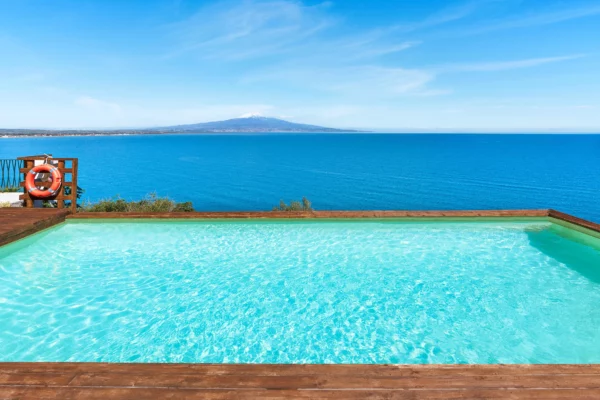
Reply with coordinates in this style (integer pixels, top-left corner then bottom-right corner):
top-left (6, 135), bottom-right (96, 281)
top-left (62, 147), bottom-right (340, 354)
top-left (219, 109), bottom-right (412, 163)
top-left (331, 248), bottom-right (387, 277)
top-left (18, 155), bottom-right (78, 213)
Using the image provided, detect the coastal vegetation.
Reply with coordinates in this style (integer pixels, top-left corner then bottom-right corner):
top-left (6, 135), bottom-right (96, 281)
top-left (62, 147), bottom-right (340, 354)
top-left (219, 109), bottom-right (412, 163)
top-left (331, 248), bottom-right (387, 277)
top-left (273, 197), bottom-right (313, 212)
top-left (0, 186), bottom-right (21, 192)
top-left (82, 193), bottom-right (194, 212)
top-left (4, 186), bottom-right (312, 212)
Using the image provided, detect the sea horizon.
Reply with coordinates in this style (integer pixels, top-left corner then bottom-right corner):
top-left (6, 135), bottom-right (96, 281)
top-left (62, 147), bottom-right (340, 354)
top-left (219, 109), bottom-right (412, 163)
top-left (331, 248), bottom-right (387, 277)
top-left (3, 131), bottom-right (600, 139)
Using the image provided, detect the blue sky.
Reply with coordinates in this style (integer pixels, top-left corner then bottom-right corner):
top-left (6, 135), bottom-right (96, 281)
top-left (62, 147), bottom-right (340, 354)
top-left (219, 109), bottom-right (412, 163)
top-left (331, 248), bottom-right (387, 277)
top-left (1, 0), bottom-right (599, 131)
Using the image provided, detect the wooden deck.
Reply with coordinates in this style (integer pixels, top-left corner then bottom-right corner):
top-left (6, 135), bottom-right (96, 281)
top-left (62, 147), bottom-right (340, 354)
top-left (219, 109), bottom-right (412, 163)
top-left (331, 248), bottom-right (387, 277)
top-left (2, 363), bottom-right (600, 399)
top-left (0, 208), bottom-right (71, 247)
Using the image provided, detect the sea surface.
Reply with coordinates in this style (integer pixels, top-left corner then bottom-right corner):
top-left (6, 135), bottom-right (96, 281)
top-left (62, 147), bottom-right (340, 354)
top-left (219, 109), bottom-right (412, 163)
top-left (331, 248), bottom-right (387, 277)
top-left (1, 219), bottom-right (600, 363)
top-left (1, 133), bottom-right (599, 222)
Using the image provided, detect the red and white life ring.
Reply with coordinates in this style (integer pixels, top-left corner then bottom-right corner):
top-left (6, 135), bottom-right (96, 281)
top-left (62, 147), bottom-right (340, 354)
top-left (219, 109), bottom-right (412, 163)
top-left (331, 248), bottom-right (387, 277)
top-left (25, 164), bottom-right (62, 198)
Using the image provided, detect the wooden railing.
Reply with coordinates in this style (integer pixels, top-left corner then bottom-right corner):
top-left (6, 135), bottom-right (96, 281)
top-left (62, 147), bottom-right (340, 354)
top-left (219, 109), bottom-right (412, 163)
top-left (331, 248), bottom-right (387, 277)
top-left (18, 155), bottom-right (79, 212)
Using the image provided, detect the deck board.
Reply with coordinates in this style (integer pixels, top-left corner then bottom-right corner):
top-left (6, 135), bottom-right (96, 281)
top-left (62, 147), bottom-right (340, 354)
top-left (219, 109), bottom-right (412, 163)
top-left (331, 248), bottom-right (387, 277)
top-left (1, 363), bottom-right (600, 399)
top-left (70, 209), bottom-right (551, 219)
top-left (0, 208), bottom-right (70, 247)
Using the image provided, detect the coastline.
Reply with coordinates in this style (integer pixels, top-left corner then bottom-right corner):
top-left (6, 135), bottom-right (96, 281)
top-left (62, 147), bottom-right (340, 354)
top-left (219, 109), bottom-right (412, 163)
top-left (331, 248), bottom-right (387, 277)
top-left (2, 130), bottom-right (599, 138)
top-left (0, 130), bottom-right (364, 139)
top-left (4, 132), bottom-right (600, 138)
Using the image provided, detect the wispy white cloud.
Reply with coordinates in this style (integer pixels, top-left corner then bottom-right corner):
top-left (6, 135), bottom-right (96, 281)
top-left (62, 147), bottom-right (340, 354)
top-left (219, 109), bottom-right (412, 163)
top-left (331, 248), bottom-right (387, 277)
top-left (170, 0), bottom-right (463, 99)
top-left (167, 0), bottom-right (334, 60)
top-left (242, 53), bottom-right (581, 100)
top-left (325, 66), bottom-right (436, 96)
top-left (393, 0), bottom-right (507, 33)
top-left (439, 54), bottom-right (585, 73)
top-left (166, 0), bottom-right (436, 63)
top-left (344, 41), bottom-right (420, 59)
top-left (463, 4), bottom-right (600, 34)
top-left (242, 65), bottom-right (440, 98)
top-left (75, 96), bottom-right (122, 113)
top-left (169, 0), bottom-right (587, 105)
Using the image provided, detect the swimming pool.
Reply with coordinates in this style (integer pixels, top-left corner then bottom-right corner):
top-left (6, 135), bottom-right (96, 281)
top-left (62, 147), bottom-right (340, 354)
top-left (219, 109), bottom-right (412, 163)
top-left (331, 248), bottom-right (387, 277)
top-left (1, 218), bottom-right (599, 364)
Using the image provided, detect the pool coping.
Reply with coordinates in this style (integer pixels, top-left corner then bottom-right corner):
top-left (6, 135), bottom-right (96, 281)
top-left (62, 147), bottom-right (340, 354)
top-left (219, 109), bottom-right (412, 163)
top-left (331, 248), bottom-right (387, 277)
top-left (70, 209), bottom-right (552, 219)
top-left (2, 208), bottom-right (600, 249)
top-left (68, 208), bottom-right (600, 235)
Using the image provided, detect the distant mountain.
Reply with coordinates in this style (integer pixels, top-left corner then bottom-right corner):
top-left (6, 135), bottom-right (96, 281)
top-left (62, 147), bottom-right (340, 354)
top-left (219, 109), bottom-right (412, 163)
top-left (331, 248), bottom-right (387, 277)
top-left (151, 115), bottom-right (358, 133)
top-left (0, 115), bottom-right (360, 137)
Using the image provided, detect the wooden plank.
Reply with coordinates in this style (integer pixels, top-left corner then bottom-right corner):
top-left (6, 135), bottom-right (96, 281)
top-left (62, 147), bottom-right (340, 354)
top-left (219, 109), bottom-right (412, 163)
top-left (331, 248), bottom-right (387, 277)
top-left (549, 209), bottom-right (600, 234)
top-left (1, 364), bottom-right (600, 399)
top-left (20, 182), bottom-right (73, 188)
top-left (70, 209), bottom-right (551, 219)
top-left (3, 363), bottom-right (600, 376)
top-left (19, 168), bottom-right (74, 174)
top-left (20, 192), bottom-right (74, 202)
top-left (18, 156), bottom-right (77, 161)
top-left (0, 372), bottom-right (75, 386)
top-left (5, 387), bottom-right (600, 400)
top-left (67, 372), bottom-right (600, 389)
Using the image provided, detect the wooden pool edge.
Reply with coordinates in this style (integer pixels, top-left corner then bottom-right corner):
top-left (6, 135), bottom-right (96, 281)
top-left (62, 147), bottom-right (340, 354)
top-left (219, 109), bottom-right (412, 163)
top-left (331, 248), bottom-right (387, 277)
top-left (69, 209), bottom-right (552, 219)
top-left (2, 362), bottom-right (600, 399)
top-left (69, 208), bottom-right (600, 234)
top-left (548, 209), bottom-right (600, 235)
top-left (3, 208), bottom-right (600, 249)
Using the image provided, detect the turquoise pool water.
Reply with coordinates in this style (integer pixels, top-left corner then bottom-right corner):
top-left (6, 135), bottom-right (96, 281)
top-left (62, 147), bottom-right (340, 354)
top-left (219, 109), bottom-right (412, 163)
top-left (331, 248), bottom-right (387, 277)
top-left (1, 219), bottom-right (600, 364)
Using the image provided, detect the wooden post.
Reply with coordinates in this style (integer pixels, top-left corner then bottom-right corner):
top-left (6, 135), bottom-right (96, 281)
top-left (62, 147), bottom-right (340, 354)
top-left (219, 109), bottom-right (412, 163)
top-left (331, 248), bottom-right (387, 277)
top-left (56, 160), bottom-right (65, 209)
top-left (22, 159), bottom-right (34, 208)
top-left (70, 158), bottom-right (78, 213)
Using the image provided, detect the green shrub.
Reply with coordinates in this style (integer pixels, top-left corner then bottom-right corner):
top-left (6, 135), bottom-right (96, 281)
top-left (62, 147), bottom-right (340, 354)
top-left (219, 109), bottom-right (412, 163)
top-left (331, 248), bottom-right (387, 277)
top-left (172, 201), bottom-right (195, 212)
top-left (0, 186), bottom-right (22, 193)
top-left (42, 200), bottom-right (56, 208)
top-left (83, 198), bottom-right (128, 212)
top-left (82, 193), bottom-right (195, 212)
top-left (64, 185), bottom-right (85, 209)
top-left (273, 197), bottom-right (313, 212)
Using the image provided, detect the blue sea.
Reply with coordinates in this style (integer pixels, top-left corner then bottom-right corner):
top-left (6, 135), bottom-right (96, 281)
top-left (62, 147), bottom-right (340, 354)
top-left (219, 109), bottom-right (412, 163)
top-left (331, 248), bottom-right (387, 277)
top-left (1, 134), bottom-right (599, 222)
